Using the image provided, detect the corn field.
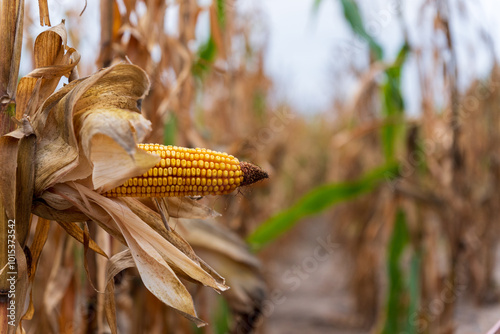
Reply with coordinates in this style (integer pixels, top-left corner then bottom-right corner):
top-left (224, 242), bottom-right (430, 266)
top-left (1, 0), bottom-right (500, 333)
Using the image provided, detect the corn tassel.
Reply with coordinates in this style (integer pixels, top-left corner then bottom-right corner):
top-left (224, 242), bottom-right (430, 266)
top-left (103, 144), bottom-right (268, 197)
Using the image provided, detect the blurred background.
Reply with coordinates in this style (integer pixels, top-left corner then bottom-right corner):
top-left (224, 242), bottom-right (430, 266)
top-left (21, 0), bottom-right (500, 333)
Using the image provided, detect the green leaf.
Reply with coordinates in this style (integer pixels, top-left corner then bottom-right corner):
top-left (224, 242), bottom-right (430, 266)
top-left (252, 89), bottom-right (266, 121)
top-left (191, 298), bottom-right (231, 334)
top-left (380, 42), bottom-right (410, 162)
top-left (193, 35), bottom-right (217, 79)
top-left (339, 0), bottom-right (383, 60)
top-left (312, 0), bottom-right (324, 13)
top-left (216, 0), bottom-right (226, 28)
top-left (247, 163), bottom-right (400, 251)
top-left (313, 0), bottom-right (383, 59)
top-left (6, 103), bottom-right (15, 117)
top-left (381, 209), bottom-right (410, 334)
top-left (406, 251), bottom-right (421, 334)
top-left (199, 35), bottom-right (217, 62)
top-left (213, 297), bottom-right (231, 334)
top-left (163, 113), bottom-right (177, 146)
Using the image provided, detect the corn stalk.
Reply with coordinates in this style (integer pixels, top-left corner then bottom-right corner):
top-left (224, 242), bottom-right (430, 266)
top-left (0, 0), bottom-right (24, 333)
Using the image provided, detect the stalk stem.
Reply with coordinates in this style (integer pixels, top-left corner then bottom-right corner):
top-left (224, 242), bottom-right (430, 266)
top-left (0, 0), bottom-right (24, 332)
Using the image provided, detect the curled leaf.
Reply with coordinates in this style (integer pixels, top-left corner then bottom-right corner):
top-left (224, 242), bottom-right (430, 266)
top-left (31, 64), bottom-right (155, 195)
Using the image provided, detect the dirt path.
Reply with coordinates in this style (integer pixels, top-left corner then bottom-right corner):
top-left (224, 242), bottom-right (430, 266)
top-left (259, 215), bottom-right (500, 334)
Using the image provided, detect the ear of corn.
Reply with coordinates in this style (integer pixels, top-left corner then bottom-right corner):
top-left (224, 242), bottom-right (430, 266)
top-left (103, 144), bottom-right (267, 197)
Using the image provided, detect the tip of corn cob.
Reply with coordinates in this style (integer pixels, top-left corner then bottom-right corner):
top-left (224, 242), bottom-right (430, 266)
top-left (239, 161), bottom-right (268, 187)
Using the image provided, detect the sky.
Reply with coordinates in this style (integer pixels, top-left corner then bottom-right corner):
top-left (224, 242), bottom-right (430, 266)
top-left (257, 0), bottom-right (500, 113)
top-left (256, 0), bottom-right (350, 112)
top-left (22, 0), bottom-right (500, 115)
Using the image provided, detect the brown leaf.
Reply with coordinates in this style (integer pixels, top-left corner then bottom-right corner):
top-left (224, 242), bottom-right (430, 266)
top-left (15, 118), bottom-right (36, 246)
top-left (43, 183), bottom-right (126, 245)
top-left (43, 232), bottom-right (73, 332)
top-left (28, 217), bottom-right (50, 279)
top-left (38, 0), bottom-right (50, 26)
top-left (123, 197), bottom-right (226, 286)
top-left (177, 218), bottom-right (267, 331)
top-left (104, 249), bottom-right (135, 334)
top-left (0, 0), bottom-right (24, 104)
top-left (55, 221), bottom-right (108, 258)
top-left (65, 183), bottom-right (231, 325)
top-left (104, 272), bottom-right (118, 334)
top-left (79, 185), bottom-right (228, 291)
top-left (177, 219), bottom-right (259, 267)
top-left (105, 248), bottom-right (135, 281)
top-left (32, 199), bottom-right (90, 223)
top-left (16, 22), bottom-right (80, 119)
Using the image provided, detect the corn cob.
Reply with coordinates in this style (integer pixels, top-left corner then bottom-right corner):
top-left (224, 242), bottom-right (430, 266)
top-left (103, 144), bottom-right (268, 197)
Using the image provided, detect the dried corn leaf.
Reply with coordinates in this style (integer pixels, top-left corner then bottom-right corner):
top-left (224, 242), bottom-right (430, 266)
top-left (75, 64), bottom-right (155, 191)
top-left (62, 183), bottom-right (229, 325)
top-left (178, 219), bottom-right (260, 267)
top-left (16, 22), bottom-right (80, 119)
top-left (56, 220), bottom-right (108, 258)
top-left (95, 227), bottom-right (109, 333)
top-left (75, 183), bottom-right (228, 291)
top-left (104, 249), bottom-right (135, 334)
top-left (29, 217), bottom-right (50, 278)
top-left (15, 118), bottom-right (36, 246)
top-left (121, 228), bottom-right (207, 326)
top-left (0, 123), bottom-right (32, 319)
top-left (0, 0), bottom-right (24, 104)
top-left (42, 183), bottom-right (125, 245)
top-left (176, 218), bottom-right (267, 331)
top-left (122, 197), bottom-right (226, 286)
top-left (38, 180), bottom-right (228, 326)
top-left (38, 0), bottom-right (50, 26)
top-left (43, 233), bottom-right (74, 332)
top-left (103, 207), bottom-right (206, 326)
top-left (20, 218), bottom-right (50, 324)
top-left (32, 198), bottom-right (89, 223)
top-left (122, 197), bottom-right (171, 238)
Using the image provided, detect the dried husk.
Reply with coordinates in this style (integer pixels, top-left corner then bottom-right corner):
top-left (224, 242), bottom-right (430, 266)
top-left (175, 218), bottom-right (267, 332)
top-left (31, 63), bottom-right (156, 196)
top-left (18, 61), bottom-right (229, 326)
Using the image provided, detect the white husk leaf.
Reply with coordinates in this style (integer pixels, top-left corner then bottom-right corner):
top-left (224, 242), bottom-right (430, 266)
top-left (89, 133), bottom-right (159, 191)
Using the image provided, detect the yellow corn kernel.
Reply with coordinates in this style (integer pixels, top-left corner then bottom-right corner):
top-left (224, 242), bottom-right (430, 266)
top-left (102, 144), bottom-right (268, 198)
